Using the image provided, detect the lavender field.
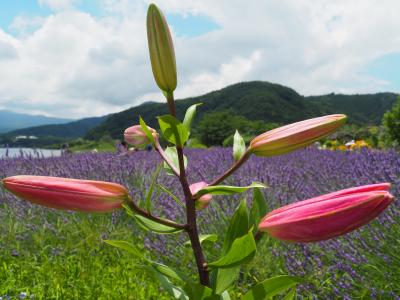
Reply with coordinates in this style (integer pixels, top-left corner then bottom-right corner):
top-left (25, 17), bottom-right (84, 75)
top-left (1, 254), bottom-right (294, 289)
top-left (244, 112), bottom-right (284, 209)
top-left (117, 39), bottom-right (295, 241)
top-left (1, 148), bottom-right (399, 299)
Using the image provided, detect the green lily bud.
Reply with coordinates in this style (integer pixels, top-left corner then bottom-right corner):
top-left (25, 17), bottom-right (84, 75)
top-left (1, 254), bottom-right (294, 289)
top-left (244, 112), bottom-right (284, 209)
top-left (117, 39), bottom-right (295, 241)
top-left (147, 3), bottom-right (177, 95)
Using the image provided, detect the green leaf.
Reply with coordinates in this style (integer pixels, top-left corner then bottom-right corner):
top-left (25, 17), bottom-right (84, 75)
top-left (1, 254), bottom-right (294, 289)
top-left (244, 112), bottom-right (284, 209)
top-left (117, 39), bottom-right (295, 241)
top-left (249, 188), bottom-right (268, 230)
top-left (184, 234), bottom-right (218, 247)
top-left (283, 288), bottom-right (296, 300)
top-left (157, 183), bottom-right (185, 207)
top-left (209, 229), bottom-right (256, 269)
top-left (211, 266), bottom-right (240, 295)
top-left (202, 291), bottom-right (231, 300)
top-left (220, 291), bottom-right (231, 300)
top-left (195, 182), bottom-right (266, 197)
top-left (139, 116), bottom-right (155, 144)
top-left (183, 103), bottom-right (202, 133)
top-left (233, 130), bottom-right (246, 161)
top-left (103, 240), bottom-right (145, 260)
top-left (142, 265), bottom-right (188, 300)
top-left (151, 261), bottom-right (188, 283)
top-left (241, 275), bottom-right (303, 300)
top-left (158, 115), bottom-right (189, 146)
top-left (145, 163), bottom-right (163, 212)
top-left (163, 146), bottom-right (188, 176)
top-left (134, 214), bottom-right (183, 234)
top-left (184, 283), bottom-right (213, 300)
top-left (222, 199), bottom-right (249, 254)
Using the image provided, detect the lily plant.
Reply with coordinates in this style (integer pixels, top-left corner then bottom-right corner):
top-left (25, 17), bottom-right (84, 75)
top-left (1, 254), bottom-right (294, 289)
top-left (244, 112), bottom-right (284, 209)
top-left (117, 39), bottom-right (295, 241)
top-left (2, 4), bottom-right (394, 299)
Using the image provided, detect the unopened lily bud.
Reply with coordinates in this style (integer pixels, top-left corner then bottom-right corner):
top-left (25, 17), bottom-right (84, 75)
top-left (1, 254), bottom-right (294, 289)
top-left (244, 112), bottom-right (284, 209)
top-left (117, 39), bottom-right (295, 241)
top-left (2, 175), bottom-right (129, 212)
top-left (147, 3), bottom-right (177, 94)
top-left (250, 114), bottom-right (347, 157)
top-left (259, 183), bottom-right (394, 242)
top-left (124, 125), bottom-right (157, 147)
top-left (190, 181), bottom-right (212, 210)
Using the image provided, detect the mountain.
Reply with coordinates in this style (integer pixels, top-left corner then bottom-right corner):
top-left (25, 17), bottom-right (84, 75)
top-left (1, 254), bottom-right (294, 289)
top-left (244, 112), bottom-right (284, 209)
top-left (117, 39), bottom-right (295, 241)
top-left (85, 81), bottom-right (398, 140)
top-left (2, 116), bottom-right (109, 139)
top-left (0, 110), bottom-right (72, 133)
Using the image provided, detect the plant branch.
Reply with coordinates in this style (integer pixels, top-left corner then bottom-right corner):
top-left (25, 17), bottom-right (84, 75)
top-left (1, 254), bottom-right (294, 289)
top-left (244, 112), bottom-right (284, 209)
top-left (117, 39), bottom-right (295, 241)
top-left (209, 149), bottom-right (252, 186)
top-left (167, 93), bottom-right (210, 287)
top-left (126, 196), bottom-right (186, 230)
top-left (154, 139), bottom-right (180, 177)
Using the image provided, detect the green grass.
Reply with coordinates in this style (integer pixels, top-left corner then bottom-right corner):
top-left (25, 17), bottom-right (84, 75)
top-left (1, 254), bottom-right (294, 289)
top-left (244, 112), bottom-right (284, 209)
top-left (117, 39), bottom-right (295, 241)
top-left (1, 202), bottom-right (399, 299)
top-left (0, 204), bottom-right (169, 300)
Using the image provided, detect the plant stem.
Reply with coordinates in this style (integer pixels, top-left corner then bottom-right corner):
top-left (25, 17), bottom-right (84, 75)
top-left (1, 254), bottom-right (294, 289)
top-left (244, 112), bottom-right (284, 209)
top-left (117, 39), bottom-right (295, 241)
top-left (166, 93), bottom-right (210, 287)
top-left (177, 146), bottom-right (210, 286)
top-left (209, 150), bottom-right (252, 186)
top-left (154, 139), bottom-right (180, 176)
top-left (126, 196), bottom-right (186, 230)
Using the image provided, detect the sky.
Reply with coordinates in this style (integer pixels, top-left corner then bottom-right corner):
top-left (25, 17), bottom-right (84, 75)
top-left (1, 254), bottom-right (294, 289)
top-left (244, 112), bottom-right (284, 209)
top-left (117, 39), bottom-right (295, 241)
top-left (0, 0), bottom-right (399, 119)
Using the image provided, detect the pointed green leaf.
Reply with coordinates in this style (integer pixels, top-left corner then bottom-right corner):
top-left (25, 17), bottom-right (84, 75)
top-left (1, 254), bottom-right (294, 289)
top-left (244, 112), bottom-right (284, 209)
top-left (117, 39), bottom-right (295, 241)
top-left (223, 199), bottom-right (249, 254)
top-left (163, 146), bottom-right (187, 176)
top-left (233, 130), bottom-right (246, 161)
top-left (184, 234), bottom-right (218, 247)
top-left (142, 265), bottom-right (188, 300)
top-left (195, 182), bottom-right (266, 197)
top-left (209, 229), bottom-right (256, 269)
top-left (140, 116), bottom-right (155, 144)
top-left (104, 240), bottom-right (145, 260)
top-left (158, 115), bottom-right (189, 146)
top-left (145, 163), bottom-right (163, 212)
top-left (249, 188), bottom-right (268, 230)
top-left (151, 262), bottom-right (188, 283)
top-left (183, 103), bottom-right (202, 132)
top-left (283, 289), bottom-right (296, 300)
top-left (134, 214), bottom-right (183, 234)
top-left (157, 183), bottom-right (184, 207)
top-left (242, 275), bottom-right (303, 300)
top-left (211, 266), bottom-right (240, 295)
top-left (184, 283), bottom-right (213, 300)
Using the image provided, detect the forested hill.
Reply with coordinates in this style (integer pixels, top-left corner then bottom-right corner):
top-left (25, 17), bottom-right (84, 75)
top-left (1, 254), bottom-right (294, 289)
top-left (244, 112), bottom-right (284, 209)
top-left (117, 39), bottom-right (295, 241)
top-left (3, 116), bottom-right (108, 139)
top-left (86, 81), bottom-right (398, 140)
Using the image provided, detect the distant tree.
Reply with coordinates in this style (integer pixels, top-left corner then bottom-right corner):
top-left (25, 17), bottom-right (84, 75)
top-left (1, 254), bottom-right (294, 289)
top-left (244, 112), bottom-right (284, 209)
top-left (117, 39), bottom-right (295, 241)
top-left (196, 110), bottom-right (279, 146)
top-left (197, 110), bottom-right (250, 146)
top-left (382, 97), bottom-right (400, 147)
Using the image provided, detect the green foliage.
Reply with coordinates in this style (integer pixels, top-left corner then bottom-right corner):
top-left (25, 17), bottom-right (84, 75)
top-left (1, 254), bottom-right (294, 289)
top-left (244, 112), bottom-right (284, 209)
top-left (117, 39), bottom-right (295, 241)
top-left (163, 146), bottom-right (188, 175)
top-left (158, 115), bottom-right (189, 146)
top-left (194, 182), bottom-right (266, 197)
top-left (211, 200), bottom-right (250, 294)
top-left (0, 205), bottom-right (169, 299)
top-left (382, 96), bottom-right (400, 147)
top-left (233, 130), bottom-right (246, 161)
top-left (197, 110), bottom-right (254, 146)
top-left (241, 275), bottom-right (303, 300)
top-left (183, 103), bottom-right (202, 133)
top-left (140, 116), bottom-right (156, 144)
top-left (209, 230), bottom-right (256, 269)
top-left (249, 188), bottom-right (268, 230)
top-left (85, 81), bottom-right (398, 143)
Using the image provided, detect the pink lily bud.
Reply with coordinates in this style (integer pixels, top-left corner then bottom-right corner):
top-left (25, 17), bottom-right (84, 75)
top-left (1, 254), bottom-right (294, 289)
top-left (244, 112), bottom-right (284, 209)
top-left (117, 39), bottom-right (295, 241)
top-left (190, 181), bottom-right (212, 210)
top-left (124, 125), bottom-right (157, 147)
top-left (2, 175), bottom-right (128, 212)
top-left (259, 183), bottom-right (394, 242)
top-left (250, 114), bottom-right (347, 156)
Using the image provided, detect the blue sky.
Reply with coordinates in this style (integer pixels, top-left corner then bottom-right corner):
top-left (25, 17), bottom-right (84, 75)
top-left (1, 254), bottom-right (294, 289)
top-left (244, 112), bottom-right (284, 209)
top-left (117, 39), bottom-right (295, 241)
top-left (0, 0), bottom-right (219, 37)
top-left (0, 1), bottom-right (398, 118)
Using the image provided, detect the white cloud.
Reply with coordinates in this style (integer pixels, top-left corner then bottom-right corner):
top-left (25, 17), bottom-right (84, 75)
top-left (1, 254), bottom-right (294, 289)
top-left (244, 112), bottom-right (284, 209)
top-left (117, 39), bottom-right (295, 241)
top-left (0, 0), bottom-right (400, 118)
top-left (38, 0), bottom-right (78, 11)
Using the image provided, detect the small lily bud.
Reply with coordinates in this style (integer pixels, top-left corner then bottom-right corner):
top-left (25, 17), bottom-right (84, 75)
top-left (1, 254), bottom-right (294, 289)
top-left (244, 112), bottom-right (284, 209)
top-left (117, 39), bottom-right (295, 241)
top-left (147, 3), bottom-right (177, 94)
top-left (190, 181), bottom-right (212, 210)
top-left (124, 125), bottom-right (158, 147)
top-left (250, 114), bottom-right (347, 156)
top-left (2, 175), bottom-right (129, 212)
top-left (259, 183), bottom-right (394, 242)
